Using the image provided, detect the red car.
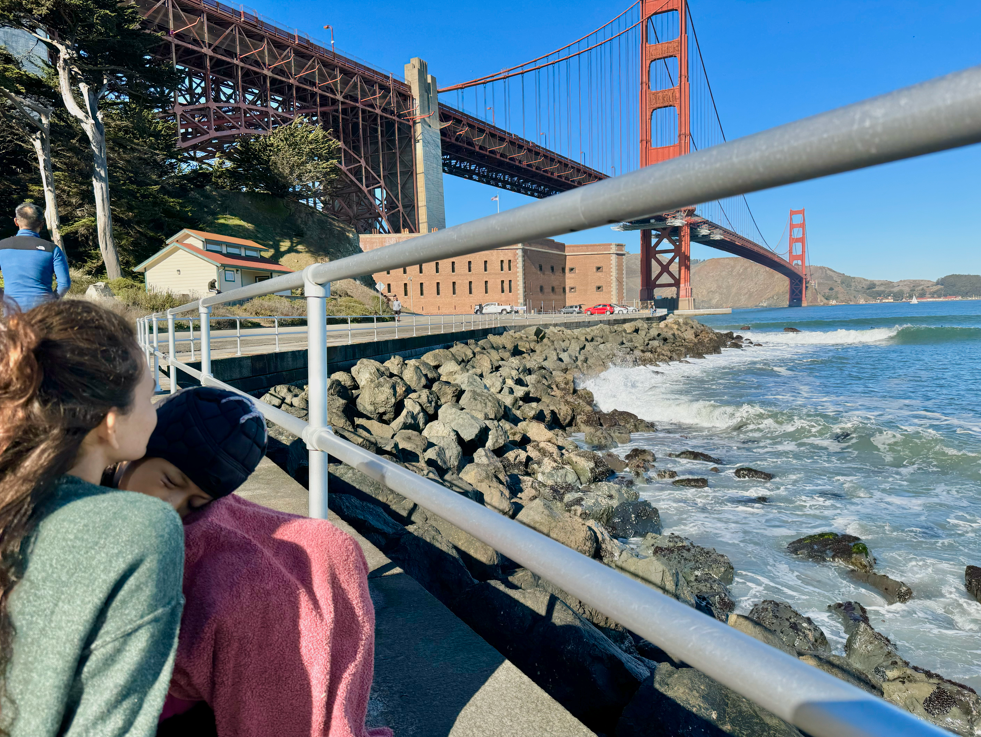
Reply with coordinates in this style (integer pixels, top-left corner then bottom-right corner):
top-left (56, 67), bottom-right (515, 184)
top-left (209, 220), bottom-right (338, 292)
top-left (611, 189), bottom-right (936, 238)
top-left (584, 303), bottom-right (614, 315)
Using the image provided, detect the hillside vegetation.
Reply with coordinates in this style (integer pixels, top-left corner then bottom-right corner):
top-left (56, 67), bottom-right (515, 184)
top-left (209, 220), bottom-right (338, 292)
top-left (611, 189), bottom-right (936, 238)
top-left (625, 254), bottom-right (978, 308)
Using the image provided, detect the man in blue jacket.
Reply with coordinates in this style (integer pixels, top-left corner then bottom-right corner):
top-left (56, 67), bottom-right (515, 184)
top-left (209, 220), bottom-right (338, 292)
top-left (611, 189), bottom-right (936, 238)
top-left (0, 202), bottom-right (71, 310)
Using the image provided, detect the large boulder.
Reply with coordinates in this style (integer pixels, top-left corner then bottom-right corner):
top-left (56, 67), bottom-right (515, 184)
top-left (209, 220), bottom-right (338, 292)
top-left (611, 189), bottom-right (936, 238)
top-left (437, 405), bottom-right (488, 450)
top-left (454, 580), bottom-right (649, 732)
top-left (459, 388), bottom-right (507, 421)
top-left (431, 380), bottom-right (462, 406)
top-left (391, 397), bottom-right (428, 434)
top-left (563, 482), bottom-right (638, 527)
top-left (515, 498), bottom-right (597, 557)
top-left (351, 358), bottom-right (389, 387)
top-left (607, 500), bottom-right (662, 539)
top-left (746, 600), bottom-right (830, 654)
top-left (355, 377), bottom-right (401, 422)
top-left (849, 570), bottom-right (913, 604)
top-left (617, 665), bottom-right (803, 737)
top-left (966, 566), bottom-right (981, 603)
top-left (584, 427), bottom-right (617, 450)
top-left (672, 450), bottom-right (724, 464)
top-left (786, 532), bottom-right (876, 572)
top-left (563, 449), bottom-right (613, 484)
top-left (458, 463), bottom-right (513, 517)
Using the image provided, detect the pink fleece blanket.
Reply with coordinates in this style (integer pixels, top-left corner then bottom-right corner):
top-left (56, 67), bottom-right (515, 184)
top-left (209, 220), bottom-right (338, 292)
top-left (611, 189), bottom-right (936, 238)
top-left (162, 494), bottom-right (392, 737)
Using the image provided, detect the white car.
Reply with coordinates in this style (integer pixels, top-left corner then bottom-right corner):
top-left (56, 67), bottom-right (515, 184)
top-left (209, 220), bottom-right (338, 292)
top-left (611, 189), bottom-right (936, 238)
top-left (614, 305), bottom-right (636, 314)
top-left (478, 302), bottom-right (514, 314)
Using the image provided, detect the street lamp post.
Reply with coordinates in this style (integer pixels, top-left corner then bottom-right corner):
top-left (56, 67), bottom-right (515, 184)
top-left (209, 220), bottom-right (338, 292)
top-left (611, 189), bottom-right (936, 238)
top-left (322, 25), bottom-right (334, 52)
top-left (408, 275), bottom-right (415, 313)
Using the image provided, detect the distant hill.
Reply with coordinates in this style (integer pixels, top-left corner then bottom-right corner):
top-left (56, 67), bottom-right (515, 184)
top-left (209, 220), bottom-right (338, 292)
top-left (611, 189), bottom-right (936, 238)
top-left (624, 253), bottom-right (975, 307)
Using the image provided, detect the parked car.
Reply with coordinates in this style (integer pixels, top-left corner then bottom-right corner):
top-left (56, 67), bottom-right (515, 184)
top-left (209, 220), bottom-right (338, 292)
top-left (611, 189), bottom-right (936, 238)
top-left (613, 304), bottom-right (638, 314)
top-left (479, 302), bottom-right (514, 314)
top-left (560, 304), bottom-right (582, 314)
top-left (584, 303), bottom-right (615, 315)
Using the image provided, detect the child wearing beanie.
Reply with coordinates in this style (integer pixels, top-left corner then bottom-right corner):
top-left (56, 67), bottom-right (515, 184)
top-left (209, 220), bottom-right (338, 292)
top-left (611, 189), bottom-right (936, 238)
top-left (116, 387), bottom-right (390, 737)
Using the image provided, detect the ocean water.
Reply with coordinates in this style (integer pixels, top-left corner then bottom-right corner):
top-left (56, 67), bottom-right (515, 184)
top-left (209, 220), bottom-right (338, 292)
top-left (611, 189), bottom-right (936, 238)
top-left (583, 300), bottom-right (981, 688)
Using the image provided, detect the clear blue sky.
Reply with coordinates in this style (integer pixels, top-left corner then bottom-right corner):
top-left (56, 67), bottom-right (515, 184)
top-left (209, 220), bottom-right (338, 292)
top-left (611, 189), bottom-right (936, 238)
top-left (255, 0), bottom-right (981, 280)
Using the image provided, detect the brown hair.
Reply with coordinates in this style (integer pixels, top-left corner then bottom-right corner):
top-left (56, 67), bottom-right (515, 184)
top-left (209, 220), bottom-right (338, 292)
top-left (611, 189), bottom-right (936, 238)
top-left (0, 299), bottom-right (144, 728)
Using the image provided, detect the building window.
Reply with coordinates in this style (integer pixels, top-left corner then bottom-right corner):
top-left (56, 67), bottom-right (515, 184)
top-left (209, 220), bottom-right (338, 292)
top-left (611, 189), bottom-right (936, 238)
top-left (561, 267), bottom-right (566, 274)
top-left (508, 280), bottom-right (512, 293)
top-left (419, 265), bottom-right (423, 274)
top-left (387, 284), bottom-right (391, 293)
top-left (539, 285), bottom-right (544, 293)
top-left (206, 243), bottom-right (222, 252)
top-left (551, 286), bottom-right (555, 293)
top-left (224, 271), bottom-right (235, 282)
top-left (420, 282), bottom-right (424, 296)
top-left (226, 246), bottom-right (241, 255)
top-left (550, 265), bottom-right (554, 273)
top-left (500, 259), bottom-right (504, 272)
top-left (596, 266), bottom-right (603, 272)
top-left (468, 281), bottom-right (473, 295)
top-left (468, 261), bottom-right (472, 272)
top-left (563, 286), bottom-right (566, 293)
top-left (500, 280), bottom-right (505, 293)
top-left (244, 248), bottom-right (260, 257)
top-left (436, 262), bottom-right (440, 274)
top-left (452, 261), bottom-right (456, 273)
top-left (484, 280), bottom-right (489, 294)
top-left (437, 282), bottom-right (441, 296)
top-left (483, 260), bottom-right (488, 272)
top-left (569, 286), bottom-right (577, 293)
top-left (569, 267), bottom-right (576, 273)
top-left (386, 270), bottom-right (390, 275)
top-left (403, 267), bottom-right (407, 275)
top-left (596, 285), bottom-right (603, 291)
top-left (508, 259), bottom-right (512, 271)
top-left (538, 264), bottom-right (542, 272)
top-left (452, 282), bottom-right (457, 295)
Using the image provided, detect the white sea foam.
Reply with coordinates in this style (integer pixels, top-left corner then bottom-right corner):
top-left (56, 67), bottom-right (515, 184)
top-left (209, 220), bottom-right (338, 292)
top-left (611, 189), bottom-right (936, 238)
top-left (753, 325), bottom-right (903, 345)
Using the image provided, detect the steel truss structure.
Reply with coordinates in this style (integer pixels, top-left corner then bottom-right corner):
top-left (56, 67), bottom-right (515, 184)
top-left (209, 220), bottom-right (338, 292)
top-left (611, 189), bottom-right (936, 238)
top-left (438, 107), bottom-right (606, 197)
top-left (138, 0), bottom-right (417, 234)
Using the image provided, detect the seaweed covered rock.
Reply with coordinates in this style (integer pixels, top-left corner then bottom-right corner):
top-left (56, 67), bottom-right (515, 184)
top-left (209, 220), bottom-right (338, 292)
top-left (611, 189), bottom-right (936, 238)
top-left (966, 565), bottom-right (981, 603)
top-left (786, 532), bottom-right (876, 572)
top-left (735, 467), bottom-right (773, 481)
top-left (672, 450), bottom-right (723, 464)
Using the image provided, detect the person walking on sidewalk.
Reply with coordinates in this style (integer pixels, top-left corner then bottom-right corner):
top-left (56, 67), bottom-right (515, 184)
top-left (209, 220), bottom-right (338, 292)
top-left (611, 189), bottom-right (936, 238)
top-left (392, 297), bottom-right (401, 322)
top-left (0, 203), bottom-right (70, 310)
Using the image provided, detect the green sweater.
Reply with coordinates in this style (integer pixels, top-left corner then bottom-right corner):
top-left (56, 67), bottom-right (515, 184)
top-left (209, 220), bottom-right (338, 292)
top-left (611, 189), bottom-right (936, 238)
top-left (4, 475), bottom-right (185, 736)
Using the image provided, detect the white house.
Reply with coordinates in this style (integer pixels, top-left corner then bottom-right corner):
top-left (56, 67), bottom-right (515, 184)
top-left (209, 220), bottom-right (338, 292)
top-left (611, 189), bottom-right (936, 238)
top-left (133, 229), bottom-right (293, 297)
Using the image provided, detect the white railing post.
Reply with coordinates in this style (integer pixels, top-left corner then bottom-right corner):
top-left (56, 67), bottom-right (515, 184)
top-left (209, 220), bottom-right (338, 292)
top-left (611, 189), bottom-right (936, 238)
top-left (373, 315), bottom-right (377, 341)
top-left (151, 316), bottom-right (161, 392)
top-left (274, 317), bottom-right (280, 352)
top-left (428, 315), bottom-right (432, 335)
top-left (188, 317), bottom-right (195, 361)
top-left (348, 315), bottom-right (352, 344)
top-left (303, 267), bottom-right (329, 519)
top-left (167, 312), bottom-right (178, 394)
top-left (199, 302), bottom-right (212, 380)
top-left (235, 318), bottom-right (242, 356)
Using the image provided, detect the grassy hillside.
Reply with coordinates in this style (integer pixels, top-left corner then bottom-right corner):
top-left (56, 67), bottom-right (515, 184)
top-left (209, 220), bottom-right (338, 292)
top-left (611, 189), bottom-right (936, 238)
top-left (185, 188), bottom-right (363, 271)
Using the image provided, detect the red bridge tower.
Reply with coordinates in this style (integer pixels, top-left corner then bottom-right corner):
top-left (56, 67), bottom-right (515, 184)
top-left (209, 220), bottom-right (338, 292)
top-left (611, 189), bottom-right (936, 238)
top-left (638, 0), bottom-right (694, 310)
top-left (788, 208), bottom-right (807, 307)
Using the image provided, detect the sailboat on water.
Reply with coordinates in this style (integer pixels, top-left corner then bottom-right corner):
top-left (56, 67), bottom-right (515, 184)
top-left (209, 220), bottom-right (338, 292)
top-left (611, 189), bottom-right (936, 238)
top-left (910, 295), bottom-right (919, 304)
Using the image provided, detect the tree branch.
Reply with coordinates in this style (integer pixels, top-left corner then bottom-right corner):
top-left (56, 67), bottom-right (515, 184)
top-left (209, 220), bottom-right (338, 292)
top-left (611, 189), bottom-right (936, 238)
top-left (0, 89), bottom-right (43, 130)
top-left (53, 47), bottom-right (91, 127)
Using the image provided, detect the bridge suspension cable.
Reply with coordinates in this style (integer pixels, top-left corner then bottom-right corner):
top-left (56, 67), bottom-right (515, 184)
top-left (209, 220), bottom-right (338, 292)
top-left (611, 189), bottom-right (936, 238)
top-left (439, 0), bottom-right (775, 251)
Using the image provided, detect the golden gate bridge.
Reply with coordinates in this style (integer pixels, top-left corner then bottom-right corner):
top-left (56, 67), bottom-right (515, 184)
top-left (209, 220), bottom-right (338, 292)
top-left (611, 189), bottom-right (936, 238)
top-left (139, 0), bottom-right (810, 307)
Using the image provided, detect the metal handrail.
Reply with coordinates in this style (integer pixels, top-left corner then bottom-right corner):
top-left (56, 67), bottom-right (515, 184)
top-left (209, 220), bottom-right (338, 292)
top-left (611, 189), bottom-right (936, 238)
top-left (133, 64), bottom-right (981, 737)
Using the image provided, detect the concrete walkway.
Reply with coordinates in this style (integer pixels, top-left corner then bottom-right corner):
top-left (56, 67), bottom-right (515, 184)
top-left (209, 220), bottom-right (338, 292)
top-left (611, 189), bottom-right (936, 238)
top-left (235, 458), bottom-right (594, 736)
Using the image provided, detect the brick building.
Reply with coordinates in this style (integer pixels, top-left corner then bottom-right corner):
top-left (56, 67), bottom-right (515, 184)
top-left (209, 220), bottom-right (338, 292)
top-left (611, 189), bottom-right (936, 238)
top-left (359, 234), bottom-right (626, 314)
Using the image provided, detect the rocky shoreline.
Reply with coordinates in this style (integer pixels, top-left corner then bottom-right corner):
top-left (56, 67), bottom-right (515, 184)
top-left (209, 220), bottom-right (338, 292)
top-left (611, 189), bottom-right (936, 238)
top-left (259, 315), bottom-right (980, 736)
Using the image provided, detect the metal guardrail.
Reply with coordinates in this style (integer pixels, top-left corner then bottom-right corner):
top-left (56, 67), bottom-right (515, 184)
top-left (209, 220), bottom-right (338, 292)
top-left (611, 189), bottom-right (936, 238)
top-left (136, 64), bottom-right (981, 737)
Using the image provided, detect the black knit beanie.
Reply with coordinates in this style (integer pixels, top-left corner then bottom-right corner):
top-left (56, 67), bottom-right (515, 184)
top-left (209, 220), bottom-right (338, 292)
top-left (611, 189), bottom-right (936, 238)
top-left (146, 387), bottom-right (268, 499)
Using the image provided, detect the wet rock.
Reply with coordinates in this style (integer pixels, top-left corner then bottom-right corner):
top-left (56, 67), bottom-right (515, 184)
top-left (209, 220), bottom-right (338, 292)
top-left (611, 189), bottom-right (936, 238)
top-left (672, 450), bottom-right (724, 464)
top-left (563, 482), bottom-right (638, 526)
top-left (655, 469), bottom-right (678, 480)
top-left (786, 532), bottom-right (876, 572)
top-left (747, 600), bottom-right (830, 654)
top-left (844, 622), bottom-right (908, 679)
top-left (797, 652), bottom-right (881, 695)
top-left (564, 449), bottom-right (613, 485)
top-left (584, 427), bottom-right (617, 450)
top-left (727, 613), bottom-right (797, 657)
top-left (625, 447), bottom-right (656, 465)
top-left (515, 498), bottom-right (598, 557)
top-left (617, 664), bottom-right (803, 737)
top-left (849, 570), bottom-right (913, 604)
top-left (455, 580), bottom-right (648, 732)
top-left (828, 601), bottom-right (870, 636)
top-left (673, 477), bottom-right (708, 488)
top-left (602, 452), bottom-right (628, 473)
top-left (606, 500), bottom-right (662, 539)
top-left (884, 668), bottom-right (981, 736)
top-left (753, 496), bottom-right (769, 503)
top-left (966, 565), bottom-right (981, 603)
top-left (783, 327), bottom-right (801, 333)
top-left (735, 467), bottom-right (774, 481)
top-left (833, 431), bottom-right (852, 442)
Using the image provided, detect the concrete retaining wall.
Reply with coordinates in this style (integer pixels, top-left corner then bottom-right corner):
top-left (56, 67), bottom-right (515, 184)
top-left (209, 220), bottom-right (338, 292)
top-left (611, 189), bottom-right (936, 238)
top-left (177, 314), bottom-right (661, 393)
